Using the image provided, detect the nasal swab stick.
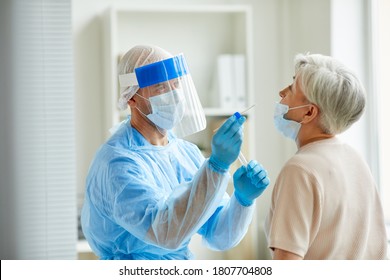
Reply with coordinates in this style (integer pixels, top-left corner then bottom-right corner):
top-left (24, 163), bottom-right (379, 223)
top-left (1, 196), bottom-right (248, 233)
top-left (212, 104), bottom-right (256, 133)
top-left (238, 151), bottom-right (248, 166)
top-left (239, 104), bottom-right (256, 115)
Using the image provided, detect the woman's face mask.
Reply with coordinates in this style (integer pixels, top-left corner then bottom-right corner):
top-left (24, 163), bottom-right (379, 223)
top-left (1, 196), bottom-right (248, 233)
top-left (137, 89), bottom-right (185, 130)
top-left (273, 103), bottom-right (310, 140)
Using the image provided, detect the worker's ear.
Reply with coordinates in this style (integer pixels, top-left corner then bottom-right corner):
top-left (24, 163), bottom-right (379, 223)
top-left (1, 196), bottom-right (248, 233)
top-left (127, 97), bottom-right (135, 108)
top-left (128, 92), bottom-right (139, 108)
top-left (301, 104), bottom-right (319, 124)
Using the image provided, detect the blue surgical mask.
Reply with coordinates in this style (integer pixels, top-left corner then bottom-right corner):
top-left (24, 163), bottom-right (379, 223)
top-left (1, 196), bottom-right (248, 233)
top-left (273, 103), bottom-right (310, 140)
top-left (137, 90), bottom-right (185, 130)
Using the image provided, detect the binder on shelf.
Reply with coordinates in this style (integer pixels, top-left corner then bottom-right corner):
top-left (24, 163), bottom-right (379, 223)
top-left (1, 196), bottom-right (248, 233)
top-left (211, 54), bottom-right (246, 109)
top-left (216, 55), bottom-right (234, 108)
top-left (233, 54), bottom-right (246, 108)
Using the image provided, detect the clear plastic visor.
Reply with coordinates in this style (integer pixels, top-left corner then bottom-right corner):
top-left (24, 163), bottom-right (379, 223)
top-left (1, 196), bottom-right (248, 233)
top-left (120, 54), bottom-right (206, 137)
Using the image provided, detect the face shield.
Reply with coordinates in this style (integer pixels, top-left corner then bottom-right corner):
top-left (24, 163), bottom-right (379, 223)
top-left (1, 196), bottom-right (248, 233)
top-left (119, 54), bottom-right (206, 138)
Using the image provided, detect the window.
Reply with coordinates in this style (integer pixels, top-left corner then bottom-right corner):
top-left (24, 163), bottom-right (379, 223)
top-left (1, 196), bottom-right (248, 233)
top-left (0, 0), bottom-right (77, 259)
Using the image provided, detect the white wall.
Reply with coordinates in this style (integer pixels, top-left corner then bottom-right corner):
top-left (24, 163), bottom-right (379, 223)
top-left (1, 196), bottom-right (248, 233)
top-left (331, 0), bottom-right (372, 167)
top-left (279, 0), bottom-right (377, 186)
top-left (277, 0), bottom-right (332, 156)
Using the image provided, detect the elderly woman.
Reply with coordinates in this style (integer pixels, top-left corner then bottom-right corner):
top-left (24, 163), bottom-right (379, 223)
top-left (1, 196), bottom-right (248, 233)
top-left (265, 53), bottom-right (387, 260)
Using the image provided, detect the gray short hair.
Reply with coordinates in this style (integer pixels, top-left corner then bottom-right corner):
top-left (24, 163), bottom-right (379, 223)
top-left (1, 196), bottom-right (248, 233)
top-left (294, 53), bottom-right (366, 134)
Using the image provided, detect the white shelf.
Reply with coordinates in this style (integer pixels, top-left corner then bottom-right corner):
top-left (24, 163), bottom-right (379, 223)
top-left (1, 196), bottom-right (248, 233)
top-left (101, 3), bottom-right (257, 260)
top-left (113, 4), bottom-right (251, 13)
top-left (102, 4), bottom-right (254, 130)
top-left (102, 1), bottom-right (255, 178)
top-left (77, 239), bottom-right (92, 253)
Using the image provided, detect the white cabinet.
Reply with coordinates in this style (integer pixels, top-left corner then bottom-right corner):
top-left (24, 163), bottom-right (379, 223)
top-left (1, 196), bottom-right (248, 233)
top-left (102, 4), bottom-right (257, 259)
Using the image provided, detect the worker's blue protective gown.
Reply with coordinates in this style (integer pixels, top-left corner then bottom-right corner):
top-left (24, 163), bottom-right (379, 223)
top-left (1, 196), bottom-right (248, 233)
top-left (81, 121), bottom-right (254, 259)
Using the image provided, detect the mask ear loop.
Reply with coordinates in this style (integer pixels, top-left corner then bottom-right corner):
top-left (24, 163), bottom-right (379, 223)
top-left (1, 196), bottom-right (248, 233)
top-left (133, 92), bottom-right (153, 116)
top-left (288, 104), bottom-right (312, 124)
top-left (120, 72), bottom-right (168, 136)
top-left (288, 104), bottom-right (311, 111)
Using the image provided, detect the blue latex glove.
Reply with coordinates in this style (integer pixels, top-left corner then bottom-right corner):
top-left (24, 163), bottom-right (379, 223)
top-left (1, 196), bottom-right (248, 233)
top-left (233, 160), bottom-right (270, 206)
top-left (209, 112), bottom-right (246, 172)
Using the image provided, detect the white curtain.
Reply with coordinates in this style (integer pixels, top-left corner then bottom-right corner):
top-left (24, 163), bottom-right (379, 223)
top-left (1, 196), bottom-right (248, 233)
top-left (0, 0), bottom-right (77, 259)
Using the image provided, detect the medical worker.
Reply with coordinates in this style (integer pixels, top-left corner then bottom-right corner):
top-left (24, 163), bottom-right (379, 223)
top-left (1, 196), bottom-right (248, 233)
top-left (81, 45), bottom-right (270, 260)
top-left (265, 53), bottom-right (387, 259)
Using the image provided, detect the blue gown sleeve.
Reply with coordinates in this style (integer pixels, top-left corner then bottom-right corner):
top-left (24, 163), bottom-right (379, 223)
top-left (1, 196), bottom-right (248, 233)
top-left (111, 156), bottom-right (231, 250)
top-left (198, 194), bottom-right (255, 250)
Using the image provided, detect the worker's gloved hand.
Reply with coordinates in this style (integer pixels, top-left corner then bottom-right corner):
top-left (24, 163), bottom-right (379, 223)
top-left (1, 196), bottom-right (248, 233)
top-left (233, 160), bottom-right (270, 206)
top-left (209, 113), bottom-right (246, 172)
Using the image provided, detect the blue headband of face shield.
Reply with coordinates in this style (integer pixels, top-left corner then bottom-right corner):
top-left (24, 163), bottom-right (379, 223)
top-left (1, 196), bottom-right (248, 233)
top-left (134, 54), bottom-right (189, 88)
